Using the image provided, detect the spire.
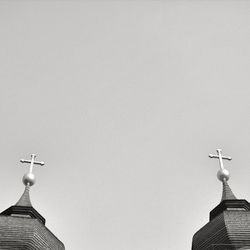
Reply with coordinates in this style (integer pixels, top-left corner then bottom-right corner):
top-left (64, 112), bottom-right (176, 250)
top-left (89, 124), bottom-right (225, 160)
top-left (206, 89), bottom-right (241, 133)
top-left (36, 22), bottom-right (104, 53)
top-left (209, 149), bottom-right (237, 201)
top-left (15, 184), bottom-right (32, 206)
top-left (0, 154), bottom-right (46, 225)
top-left (221, 179), bottom-right (236, 201)
top-left (0, 155), bottom-right (65, 249)
top-left (15, 154), bottom-right (45, 207)
top-left (192, 149), bottom-right (250, 250)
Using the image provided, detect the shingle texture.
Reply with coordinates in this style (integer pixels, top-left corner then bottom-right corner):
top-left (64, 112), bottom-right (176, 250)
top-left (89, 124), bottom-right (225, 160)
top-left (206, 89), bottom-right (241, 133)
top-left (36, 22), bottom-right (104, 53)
top-left (15, 185), bottom-right (32, 207)
top-left (0, 184), bottom-right (65, 249)
top-left (192, 209), bottom-right (250, 249)
top-left (221, 180), bottom-right (237, 201)
top-left (192, 180), bottom-right (250, 250)
top-left (0, 215), bottom-right (65, 250)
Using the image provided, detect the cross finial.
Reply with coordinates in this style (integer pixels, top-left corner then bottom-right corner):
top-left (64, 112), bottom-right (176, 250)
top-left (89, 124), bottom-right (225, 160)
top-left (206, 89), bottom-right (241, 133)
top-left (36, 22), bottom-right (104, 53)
top-left (209, 149), bottom-right (232, 182)
top-left (20, 154), bottom-right (45, 186)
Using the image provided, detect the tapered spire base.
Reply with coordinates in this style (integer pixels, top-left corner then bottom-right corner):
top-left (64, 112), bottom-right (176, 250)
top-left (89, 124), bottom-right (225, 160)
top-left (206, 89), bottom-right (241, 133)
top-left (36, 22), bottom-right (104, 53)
top-left (221, 179), bottom-right (237, 201)
top-left (15, 185), bottom-right (32, 207)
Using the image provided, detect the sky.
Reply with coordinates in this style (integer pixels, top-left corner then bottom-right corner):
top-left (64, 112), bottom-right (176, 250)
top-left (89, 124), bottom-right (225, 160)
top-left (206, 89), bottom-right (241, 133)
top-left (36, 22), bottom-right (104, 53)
top-left (0, 1), bottom-right (250, 250)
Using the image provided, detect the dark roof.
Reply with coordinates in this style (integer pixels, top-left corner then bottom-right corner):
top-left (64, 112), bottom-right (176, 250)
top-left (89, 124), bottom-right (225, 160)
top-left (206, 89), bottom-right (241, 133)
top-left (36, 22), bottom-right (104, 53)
top-left (192, 201), bottom-right (250, 249)
top-left (15, 185), bottom-right (32, 207)
top-left (0, 185), bottom-right (46, 225)
top-left (0, 205), bottom-right (46, 225)
top-left (0, 181), bottom-right (65, 249)
top-left (192, 181), bottom-right (250, 250)
top-left (221, 179), bottom-right (237, 201)
top-left (0, 215), bottom-right (65, 249)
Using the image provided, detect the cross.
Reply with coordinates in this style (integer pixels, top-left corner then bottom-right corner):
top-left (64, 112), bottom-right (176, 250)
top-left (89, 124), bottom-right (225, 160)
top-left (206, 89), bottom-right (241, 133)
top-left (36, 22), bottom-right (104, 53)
top-left (209, 149), bottom-right (232, 170)
top-left (20, 154), bottom-right (45, 173)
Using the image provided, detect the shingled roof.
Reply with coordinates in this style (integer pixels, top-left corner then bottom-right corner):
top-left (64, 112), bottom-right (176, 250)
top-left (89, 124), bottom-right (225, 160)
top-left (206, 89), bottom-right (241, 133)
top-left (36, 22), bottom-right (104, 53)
top-left (0, 155), bottom-right (65, 249)
top-left (0, 216), bottom-right (64, 250)
top-left (192, 149), bottom-right (250, 249)
top-left (192, 180), bottom-right (250, 250)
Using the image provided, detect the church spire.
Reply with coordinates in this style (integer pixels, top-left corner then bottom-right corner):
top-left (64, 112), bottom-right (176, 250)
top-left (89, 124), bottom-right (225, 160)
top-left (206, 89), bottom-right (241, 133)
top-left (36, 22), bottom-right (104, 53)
top-left (221, 179), bottom-right (236, 201)
top-left (0, 154), bottom-right (65, 249)
top-left (192, 149), bottom-right (250, 250)
top-left (209, 148), bottom-right (236, 201)
top-left (16, 185), bottom-right (32, 206)
top-left (16, 154), bottom-right (45, 207)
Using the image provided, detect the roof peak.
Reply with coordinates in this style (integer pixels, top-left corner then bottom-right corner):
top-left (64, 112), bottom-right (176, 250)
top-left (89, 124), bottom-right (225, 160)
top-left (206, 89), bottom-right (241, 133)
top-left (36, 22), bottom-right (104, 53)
top-left (221, 179), bottom-right (237, 201)
top-left (0, 154), bottom-right (46, 224)
top-left (209, 148), bottom-right (237, 201)
top-left (15, 185), bottom-right (32, 207)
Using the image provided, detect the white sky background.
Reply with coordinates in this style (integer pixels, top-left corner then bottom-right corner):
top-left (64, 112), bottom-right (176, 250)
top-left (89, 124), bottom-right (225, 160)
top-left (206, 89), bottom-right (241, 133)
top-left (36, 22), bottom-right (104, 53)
top-left (1, 1), bottom-right (250, 249)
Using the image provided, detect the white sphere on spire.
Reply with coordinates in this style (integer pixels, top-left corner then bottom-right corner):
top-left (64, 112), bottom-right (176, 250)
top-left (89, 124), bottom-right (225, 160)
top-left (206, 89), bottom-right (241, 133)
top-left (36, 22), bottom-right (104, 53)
top-left (22, 173), bottom-right (36, 186)
top-left (217, 168), bottom-right (230, 182)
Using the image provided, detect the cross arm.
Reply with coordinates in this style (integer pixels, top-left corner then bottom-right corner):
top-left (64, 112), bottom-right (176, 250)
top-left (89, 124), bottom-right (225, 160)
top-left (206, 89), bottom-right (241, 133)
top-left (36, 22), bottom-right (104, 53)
top-left (209, 154), bottom-right (218, 158)
top-left (209, 154), bottom-right (232, 160)
top-left (20, 159), bottom-right (45, 166)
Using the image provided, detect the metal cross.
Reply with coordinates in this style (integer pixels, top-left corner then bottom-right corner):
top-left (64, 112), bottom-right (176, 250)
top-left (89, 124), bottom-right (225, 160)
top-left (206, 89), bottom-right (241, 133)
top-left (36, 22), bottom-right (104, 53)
top-left (20, 154), bottom-right (45, 173)
top-left (209, 149), bottom-right (232, 170)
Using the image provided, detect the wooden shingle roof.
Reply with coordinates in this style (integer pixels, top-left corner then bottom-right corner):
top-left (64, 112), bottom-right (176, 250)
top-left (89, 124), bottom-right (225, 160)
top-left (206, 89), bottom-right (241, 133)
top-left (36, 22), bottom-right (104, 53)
top-left (192, 181), bottom-right (250, 250)
top-left (0, 216), bottom-right (64, 250)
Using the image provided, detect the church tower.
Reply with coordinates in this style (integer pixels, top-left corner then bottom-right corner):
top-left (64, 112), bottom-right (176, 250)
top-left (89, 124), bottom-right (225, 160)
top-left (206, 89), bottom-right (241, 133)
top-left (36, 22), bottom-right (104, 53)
top-left (0, 154), bottom-right (65, 250)
top-left (192, 149), bottom-right (250, 250)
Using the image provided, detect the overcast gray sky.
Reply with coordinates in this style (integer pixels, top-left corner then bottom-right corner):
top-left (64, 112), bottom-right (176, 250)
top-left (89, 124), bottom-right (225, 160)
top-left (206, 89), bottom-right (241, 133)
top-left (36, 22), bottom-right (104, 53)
top-left (1, 1), bottom-right (250, 249)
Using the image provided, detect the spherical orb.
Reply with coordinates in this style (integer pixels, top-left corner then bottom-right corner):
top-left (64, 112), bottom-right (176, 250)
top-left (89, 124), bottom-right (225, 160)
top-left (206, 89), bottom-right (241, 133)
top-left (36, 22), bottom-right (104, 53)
top-left (22, 173), bottom-right (36, 186)
top-left (217, 169), bottom-right (230, 182)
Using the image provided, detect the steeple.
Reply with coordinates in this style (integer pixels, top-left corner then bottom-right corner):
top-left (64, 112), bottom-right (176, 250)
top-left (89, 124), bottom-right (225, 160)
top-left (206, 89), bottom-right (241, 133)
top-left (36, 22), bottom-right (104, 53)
top-left (0, 154), bottom-right (65, 249)
top-left (192, 149), bottom-right (250, 250)
top-left (15, 185), bottom-right (32, 207)
top-left (15, 154), bottom-right (44, 207)
top-left (221, 178), bottom-right (236, 201)
top-left (209, 149), bottom-right (237, 202)
top-left (0, 154), bottom-right (46, 224)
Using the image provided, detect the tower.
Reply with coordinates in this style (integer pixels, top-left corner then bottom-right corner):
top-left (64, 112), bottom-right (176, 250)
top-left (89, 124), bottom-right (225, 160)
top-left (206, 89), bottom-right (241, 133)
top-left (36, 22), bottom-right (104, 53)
top-left (192, 149), bottom-right (250, 250)
top-left (0, 154), bottom-right (65, 250)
